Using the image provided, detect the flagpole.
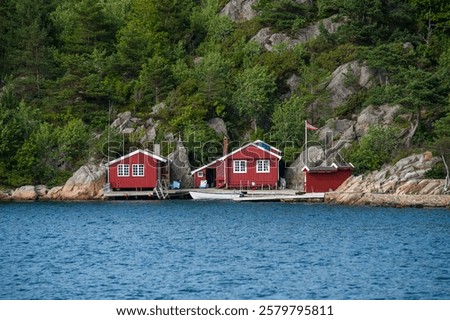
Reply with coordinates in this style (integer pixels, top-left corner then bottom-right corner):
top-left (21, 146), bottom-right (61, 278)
top-left (304, 120), bottom-right (307, 167)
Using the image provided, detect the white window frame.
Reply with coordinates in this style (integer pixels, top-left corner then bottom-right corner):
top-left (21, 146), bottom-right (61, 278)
top-left (256, 160), bottom-right (270, 173)
top-left (132, 164), bottom-right (144, 177)
top-left (233, 160), bottom-right (247, 173)
top-left (117, 164), bottom-right (129, 177)
top-left (197, 172), bottom-right (204, 177)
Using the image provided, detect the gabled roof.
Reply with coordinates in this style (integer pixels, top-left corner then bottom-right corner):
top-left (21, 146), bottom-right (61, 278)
top-left (191, 140), bottom-right (281, 174)
top-left (108, 149), bottom-right (167, 166)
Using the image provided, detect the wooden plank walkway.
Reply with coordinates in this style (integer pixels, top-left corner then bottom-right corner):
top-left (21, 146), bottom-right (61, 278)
top-left (233, 193), bottom-right (325, 202)
top-left (103, 189), bottom-right (191, 199)
top-left (103, 189), bottom-right (324, 202)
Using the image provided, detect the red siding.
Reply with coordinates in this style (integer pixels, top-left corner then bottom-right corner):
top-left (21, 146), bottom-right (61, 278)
top-left (109, 152), bottom-right (160, 190)
top-left (193, 144), bottom-right (280, 189)
top-left (305, 170), bottom-right (352, 192)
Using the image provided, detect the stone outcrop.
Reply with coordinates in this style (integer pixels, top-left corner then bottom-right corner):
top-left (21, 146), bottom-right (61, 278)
top-left (0, 190), bottom-right (11, 200)
top-left (251, 16), bottom-right (345, 51)
top-left (168, 140), bottom-right (194, 189)
top-left (221, 0), bottom-right (257, 21)
top-left (354, 104), bottom-right (400, 137)
top-left (111, 111), bottom-right (159, 144)
top-left (207, 118), bottom-right (228, 137)
top-left (44, 165), bottom-right (106, 200)
top-left (324, 153), bottom-right (450, 207)
top-left (325, 192), bottom-right (450, 208)
top-left (11, 186), bottom-right (38, 201)
top-left (325, 61), bottom-right (375, 109)
top-left (285, 102), bottom-right (405, 188)
top-left (336, 153), bottom-right (441, 195)
top-left (284, 146), bottom-right (324, 189)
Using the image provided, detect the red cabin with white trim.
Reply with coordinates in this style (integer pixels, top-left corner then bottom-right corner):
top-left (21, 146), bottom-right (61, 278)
top-left (107, 149), bottom-right (168, 190)
top-left (192, 140), bottom-right (282, 189)
top-left (302, 163), bottom-right (353, 193)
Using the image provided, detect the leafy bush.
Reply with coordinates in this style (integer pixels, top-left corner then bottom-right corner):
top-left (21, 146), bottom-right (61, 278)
top-left (344, 125), bottom-right (402, 174)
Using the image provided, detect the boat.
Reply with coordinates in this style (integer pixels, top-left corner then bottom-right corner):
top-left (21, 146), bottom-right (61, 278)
top-left (189, 190), bottom-right (245, 200)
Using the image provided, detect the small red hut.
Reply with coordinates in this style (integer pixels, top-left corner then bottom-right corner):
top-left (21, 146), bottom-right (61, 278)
top-left (107, 149), bottom-right (168, 190)
top-left (192, 140), bottom-right (282, 189)
top-left (302, 163), bottom-right (353, 193)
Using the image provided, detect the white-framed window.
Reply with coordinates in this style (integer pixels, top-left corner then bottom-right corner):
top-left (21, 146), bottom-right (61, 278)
top-left (233, 160), bottom-right (247, 173)
top-left (132, 164), bottom-right (144, 177)
top-left (197, 172), bottom-right (204, 177)
top-left (117, 164), bottom-right (129, 177)
top-left (257, 160), bottom-right (270, 173)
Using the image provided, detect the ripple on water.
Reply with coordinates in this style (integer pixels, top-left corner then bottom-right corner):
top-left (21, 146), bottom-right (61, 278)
top-left (0, 201), bottom-right (449, 299)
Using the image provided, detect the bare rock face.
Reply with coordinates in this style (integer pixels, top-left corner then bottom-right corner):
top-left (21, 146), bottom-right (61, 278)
top-left (0, 190), bottom-right (11, 200)
top-left (45, 186), bottom-right (63, 200)
top-left (111, 111), bottom-right (133, 133)
top-left (46, 165), bottom-right (106, 200)
top-left (251, 16), bottom-right (345, 51)
top-left (285, 146), bottom-right (324, 189)
top-left (221, 0), bottom-right (257, 21)
top-left (325, 61), bottom-right (375, 109)
top-left (207, 118), bottom-right (228, 137)
top-left (35, 185), bottom-right (49, 198)
top-left (334, 153), bottom-right (443, 196)
top-left (355, 104), bottom-right (400, 137)
top-left (168, 140), bottom-right (194, 189)
top-left (325, 192), bottom-right (450, 207)
top-left (12, 186), bottom-right (38, 201)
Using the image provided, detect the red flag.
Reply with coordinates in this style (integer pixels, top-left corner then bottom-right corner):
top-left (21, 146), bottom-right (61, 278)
top-left (306, 121), bottom-right (318, 130)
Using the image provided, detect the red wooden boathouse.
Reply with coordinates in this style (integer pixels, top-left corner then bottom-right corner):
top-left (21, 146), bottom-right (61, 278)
top-left (191, 140), bottom-right (282, 189)
top-left (302, 163), bottom-right (353, 193)
top-left (107, 149), bottom-right (168, 190)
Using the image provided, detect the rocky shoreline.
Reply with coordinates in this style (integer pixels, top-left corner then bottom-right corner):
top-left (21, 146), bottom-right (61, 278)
top-left (1, 153), bottom-right (449, 208)
top-left (2, 187), bottom-right (449, 208)
top-left (325, 192), bottom-right (450, 208)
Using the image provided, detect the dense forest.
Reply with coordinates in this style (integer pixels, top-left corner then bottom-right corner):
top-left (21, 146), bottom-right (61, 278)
top-left (0, 0), bottom-right (449, 187)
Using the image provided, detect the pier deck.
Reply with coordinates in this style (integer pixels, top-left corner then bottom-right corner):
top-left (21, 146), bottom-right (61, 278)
top-left (104, 189), bottom-right (324, 202)
top-left (103, 189), bottom-right (191, 200)
top-left (233, 193), bottom-right (325, 202)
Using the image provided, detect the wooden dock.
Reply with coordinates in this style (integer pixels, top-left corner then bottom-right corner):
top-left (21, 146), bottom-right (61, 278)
top-left (103, 188), bottom-right (324, 202)
top-left (103, 189), bottom-right (191, 200)
top-left (233, 193), bottom-right (325, 202)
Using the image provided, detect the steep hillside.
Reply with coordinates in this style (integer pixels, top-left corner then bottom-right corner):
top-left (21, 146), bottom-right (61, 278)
top-left (0, 0), bottom-right (449, 188)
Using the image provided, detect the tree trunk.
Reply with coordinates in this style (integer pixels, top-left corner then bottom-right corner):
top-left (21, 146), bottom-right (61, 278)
top-left (405, 116), bottom-right (419, 148)
top-left (252, 118), bottom-right (257, 133)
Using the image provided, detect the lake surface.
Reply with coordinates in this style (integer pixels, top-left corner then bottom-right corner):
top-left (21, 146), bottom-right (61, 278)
top-left (0, 201), bottom-right (449, 300)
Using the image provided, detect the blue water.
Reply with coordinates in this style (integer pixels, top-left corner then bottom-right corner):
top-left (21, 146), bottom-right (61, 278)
top-left (0, 201), bottom-right (449, 300)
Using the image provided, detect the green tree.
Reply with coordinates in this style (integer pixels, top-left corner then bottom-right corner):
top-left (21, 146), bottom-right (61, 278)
top-left (194, 51), bottom-right (232, 108)
top-left (233, 65), bottom-right (276, 132)
top-left (346, 125), bottom-right (402, 174)
top-left (0, 95), bottom-right (41, 185)
top-left (56, 118), bottom-right (90, 170)
top-left (411, 0), bottom-right (450, 45)
top-left (271, 95), bottom-right (306, 144)
top-left (1, 0), bottom-right (57, 100)
top-left (135, 54), bottom-right (174, 106)
top-left (52, 0), bottom-right (118, 54)
top-left (254, 0), bottom-right (310, 34)
top-left (13, 122), bottom-right (57, 186)
top-left (394, 67), bottom-right (444, 146)
top-left (337, 0), bottom-right (415, 45)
